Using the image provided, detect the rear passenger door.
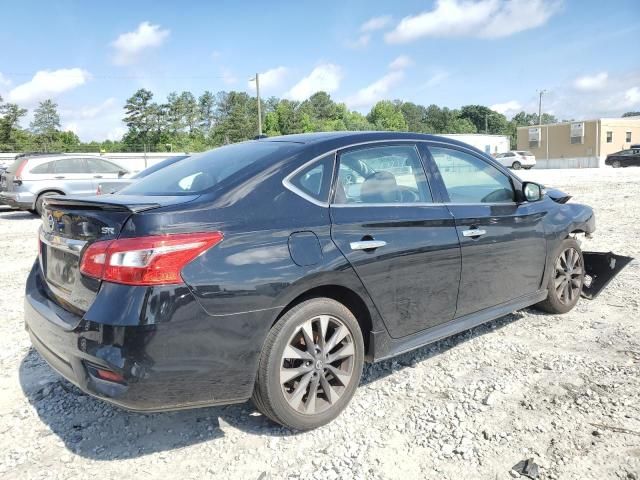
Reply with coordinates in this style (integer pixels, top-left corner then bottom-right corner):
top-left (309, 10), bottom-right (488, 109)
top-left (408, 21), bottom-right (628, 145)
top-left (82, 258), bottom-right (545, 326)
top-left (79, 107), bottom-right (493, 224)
top-left (425, 145), bottom-right (547, 317)
top-left (329, 143), bottom-right (461, 338)
top-left (52, 158), bottom-right (95, 196)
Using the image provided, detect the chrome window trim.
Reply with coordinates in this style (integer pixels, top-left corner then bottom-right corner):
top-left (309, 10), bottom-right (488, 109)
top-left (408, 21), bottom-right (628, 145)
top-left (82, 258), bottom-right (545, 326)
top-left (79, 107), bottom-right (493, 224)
top-left (282, 138), bottom-right (511, 207)
top-left (282, 152), bottom-right (336, 208)
top-left (40, 228), bottom-right (86, 255)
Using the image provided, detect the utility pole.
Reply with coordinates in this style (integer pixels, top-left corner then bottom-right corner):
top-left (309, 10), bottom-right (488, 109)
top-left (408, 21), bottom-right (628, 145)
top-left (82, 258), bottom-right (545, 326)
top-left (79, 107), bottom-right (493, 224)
top-left (484, 113), bottom-right (488, 134)
top-left (537, 89), bottom-right (547, 125)
top-left (250, 73), bottom-right (262, 136)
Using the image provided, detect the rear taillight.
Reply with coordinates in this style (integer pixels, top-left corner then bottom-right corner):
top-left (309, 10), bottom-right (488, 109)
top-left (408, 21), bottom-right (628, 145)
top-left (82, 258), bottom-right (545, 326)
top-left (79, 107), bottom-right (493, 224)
top-left (14, 160), bottom-right (27, 182)
top-left (80, 232), bottom-right (223, 286)
top-left (96, 185), bottom-right (102, 195)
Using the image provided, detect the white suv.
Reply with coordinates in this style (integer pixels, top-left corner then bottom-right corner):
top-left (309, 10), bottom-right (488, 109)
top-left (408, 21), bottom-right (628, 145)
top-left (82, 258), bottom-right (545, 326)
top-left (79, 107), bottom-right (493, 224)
top-left (495, 151), bottom-right (536, 170)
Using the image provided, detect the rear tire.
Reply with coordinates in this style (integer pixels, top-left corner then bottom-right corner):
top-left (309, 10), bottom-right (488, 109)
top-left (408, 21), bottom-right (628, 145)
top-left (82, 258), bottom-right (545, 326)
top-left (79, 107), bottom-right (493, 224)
top-left (512, 161), bottom-right (522, 170)
top-left (612, 160), bottom-right (621, 168)
top-left (536, 238), bottom-right (584, 314)
top-left (35, 191), bottom-right (62, 216)
top-left (252, 298), bottom-right (364, 431)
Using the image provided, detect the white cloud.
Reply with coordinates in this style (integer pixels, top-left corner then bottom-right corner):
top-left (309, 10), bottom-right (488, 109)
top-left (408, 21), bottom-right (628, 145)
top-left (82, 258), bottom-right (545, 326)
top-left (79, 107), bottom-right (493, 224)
top-left (346, 34), bottom-right (371, 49)
top-left (285, 64), bottom-right (343, 101)
top-left (625, 87), bottom-right (640, 105)
top-left (61, 97), bottom-right (117, 119)
top-left (421, 70), bottom-right (450, 89)
top-left (385, 0), bottom-right (561, 43)
top-left (107, 126), bottom-right (127, 141)
top-left (345, 71), bottom-right (405, 109)
top-left (248, 66), bottom-right (288, 92)
top-left (0, 72), bottom-right (11, 88)
top-left (111, 21), bottom-right (170, 65)
top-left (389, 55), bottom-right (413, 70)
top-left (57, 97), bottom-right (125, 142)
top-left (574, 72), bottom-right (608, 91)
top-left (220, 66), bottom-right (237, 86)
top-left (490, 100), bottom-right (523, 116)
top-left (360, 15), bottom-right (393, 32)
top-left (6, 68), bottom-right (91, 105)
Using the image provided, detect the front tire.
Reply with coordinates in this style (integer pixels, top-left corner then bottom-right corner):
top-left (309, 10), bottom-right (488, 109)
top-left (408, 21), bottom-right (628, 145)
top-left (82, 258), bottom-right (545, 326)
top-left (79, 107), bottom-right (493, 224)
top-left (612, 159), bottom-right (621, 168)
top-left (252, 298), bottom-right (364, 430)
top-left (512, 161), bottom-right (522, 170)
top-left (536, 238), bottom-right (584, 314)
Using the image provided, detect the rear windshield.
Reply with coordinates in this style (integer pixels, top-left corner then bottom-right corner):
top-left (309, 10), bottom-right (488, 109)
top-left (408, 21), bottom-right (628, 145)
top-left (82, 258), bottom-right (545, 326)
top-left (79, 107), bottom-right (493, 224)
top-left (132, 155), bottom-right (189, 179)
top-left (120, 141), bottom-right (299, 196)
top-left (516, 151), bottom-right (533, 156)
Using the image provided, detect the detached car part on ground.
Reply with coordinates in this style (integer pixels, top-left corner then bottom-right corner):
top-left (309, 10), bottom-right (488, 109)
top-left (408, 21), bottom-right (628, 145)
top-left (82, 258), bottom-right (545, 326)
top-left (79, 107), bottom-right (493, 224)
top-left (23, 132), bottom-right (630, 431)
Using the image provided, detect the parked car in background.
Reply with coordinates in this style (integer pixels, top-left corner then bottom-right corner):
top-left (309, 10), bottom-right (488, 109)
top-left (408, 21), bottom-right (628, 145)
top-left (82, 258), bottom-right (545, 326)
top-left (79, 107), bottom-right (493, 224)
top-left (0, 154), bottom-right (129, 215)
top-left (495, 151), bottom-right (536, 169)
top-left (26, 132), bottom-right (597, 431)
top-left (96, 155), bottom-right (189, 194)
top-left (605, 146), bottom-right (640, 168)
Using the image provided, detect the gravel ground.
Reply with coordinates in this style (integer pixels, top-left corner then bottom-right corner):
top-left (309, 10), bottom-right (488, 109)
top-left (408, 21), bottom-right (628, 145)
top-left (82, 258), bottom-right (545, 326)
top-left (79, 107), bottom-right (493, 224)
top-left (1, 168), bottom-right (639, 480)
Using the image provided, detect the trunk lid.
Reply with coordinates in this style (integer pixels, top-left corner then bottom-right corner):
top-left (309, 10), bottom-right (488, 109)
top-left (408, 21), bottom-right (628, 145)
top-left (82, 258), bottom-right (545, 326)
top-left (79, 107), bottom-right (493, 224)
top-left (39, 194), bottom-right (198, 319)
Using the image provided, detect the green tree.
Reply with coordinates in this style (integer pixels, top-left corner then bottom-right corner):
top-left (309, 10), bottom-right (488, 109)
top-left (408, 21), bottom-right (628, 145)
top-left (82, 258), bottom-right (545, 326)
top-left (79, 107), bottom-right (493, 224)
top-left (30, 99), bottom-right (60, 136)
top-left (198, 91), bottom-right (216, 132)
top-left (0, 99), bottom-right (28, 144)
top-left (622, 111), bottom-right (640, 118)
top-left (367, 101), bottom-right (408, 131)
top-left (459, 105), bottom-right (509, 134)
top-left (400, 102), bottom-right (427, 133)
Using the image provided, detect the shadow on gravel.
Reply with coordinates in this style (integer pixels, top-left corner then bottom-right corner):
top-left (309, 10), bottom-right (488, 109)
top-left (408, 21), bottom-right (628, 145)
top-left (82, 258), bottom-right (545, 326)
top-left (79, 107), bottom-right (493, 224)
top-left (19, 309), bottom-right (528, 460)
top-left (0, 208), bottom-right (36, 220)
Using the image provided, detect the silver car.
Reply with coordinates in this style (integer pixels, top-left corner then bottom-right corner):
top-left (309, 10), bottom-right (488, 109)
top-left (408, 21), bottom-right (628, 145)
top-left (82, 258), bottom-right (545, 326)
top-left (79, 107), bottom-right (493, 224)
top-left (0, 154), bottom-right (129, 215)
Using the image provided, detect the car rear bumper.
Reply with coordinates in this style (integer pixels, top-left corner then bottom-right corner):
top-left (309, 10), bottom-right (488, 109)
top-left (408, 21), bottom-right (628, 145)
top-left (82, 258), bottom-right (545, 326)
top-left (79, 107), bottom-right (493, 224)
top-left (24, 262), bottom-right (264, 412)
top-left (0, 191), bottom-right (34, 210)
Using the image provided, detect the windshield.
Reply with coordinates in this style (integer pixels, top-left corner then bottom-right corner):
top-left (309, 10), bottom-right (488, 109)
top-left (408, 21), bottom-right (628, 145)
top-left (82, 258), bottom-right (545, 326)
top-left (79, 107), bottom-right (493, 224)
top-left (120, 141), bottom-right (298, 196)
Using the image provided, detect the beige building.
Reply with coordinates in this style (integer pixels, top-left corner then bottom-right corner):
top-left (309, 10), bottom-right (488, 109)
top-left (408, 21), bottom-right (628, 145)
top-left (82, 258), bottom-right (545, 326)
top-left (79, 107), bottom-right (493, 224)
top-left (516, 117), bottom-right (640, 168)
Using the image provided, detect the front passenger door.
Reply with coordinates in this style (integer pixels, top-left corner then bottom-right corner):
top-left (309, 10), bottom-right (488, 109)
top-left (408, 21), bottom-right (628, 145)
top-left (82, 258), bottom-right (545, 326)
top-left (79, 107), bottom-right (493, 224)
top-left (426, 145), bottom-right (547, 317)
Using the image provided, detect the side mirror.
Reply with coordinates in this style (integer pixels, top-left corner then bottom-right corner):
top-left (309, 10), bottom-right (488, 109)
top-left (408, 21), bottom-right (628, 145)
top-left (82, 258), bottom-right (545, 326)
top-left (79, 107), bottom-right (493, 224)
top-left (118, 170), bottom-right (128, 178)
top-left (523, 182), bottom-right (544, 202)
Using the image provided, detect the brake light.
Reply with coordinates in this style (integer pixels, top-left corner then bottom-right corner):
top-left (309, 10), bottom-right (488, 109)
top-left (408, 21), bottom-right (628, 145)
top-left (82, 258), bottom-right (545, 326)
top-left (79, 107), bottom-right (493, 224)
top-left (14, 160), bottom-right (27, 181)
top-left (96, 185), bottom-right (102, 195)
top-left (80, 232), bottom-right (223, 285)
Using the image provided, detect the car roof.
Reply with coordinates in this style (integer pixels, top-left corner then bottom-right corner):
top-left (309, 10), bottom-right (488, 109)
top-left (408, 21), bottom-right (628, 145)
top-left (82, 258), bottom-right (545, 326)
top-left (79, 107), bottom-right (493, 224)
top-left (257, 131), bottom-right (484, 153)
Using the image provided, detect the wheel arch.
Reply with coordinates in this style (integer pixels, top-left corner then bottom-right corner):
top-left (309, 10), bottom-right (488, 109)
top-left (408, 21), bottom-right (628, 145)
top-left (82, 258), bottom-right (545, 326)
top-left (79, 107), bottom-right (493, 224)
top-left (271, 284), bottom-right (374, 359)
top-left (34, 189), bottom-right (65, 209)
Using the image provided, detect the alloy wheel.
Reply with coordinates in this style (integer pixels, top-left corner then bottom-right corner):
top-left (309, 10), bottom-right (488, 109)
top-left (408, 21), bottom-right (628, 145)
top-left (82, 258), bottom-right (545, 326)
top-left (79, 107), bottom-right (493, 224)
top-left (280, 315), bottom-right (355, 415)
top-left (554, 247), bottom-right (583, 305)
top-left (612, 160), bottom-right (621, 168)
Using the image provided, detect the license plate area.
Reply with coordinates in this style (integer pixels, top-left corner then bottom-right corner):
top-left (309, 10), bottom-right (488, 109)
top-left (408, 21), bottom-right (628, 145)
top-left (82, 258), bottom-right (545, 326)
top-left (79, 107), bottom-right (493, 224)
top-left (45, 246), bottom-right (80, 294)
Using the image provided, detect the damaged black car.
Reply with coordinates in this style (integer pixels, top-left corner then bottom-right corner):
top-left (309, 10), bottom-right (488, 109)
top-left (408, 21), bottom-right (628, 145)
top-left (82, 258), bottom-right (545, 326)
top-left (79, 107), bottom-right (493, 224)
top-left (24, 132), bottom-right (629, 430)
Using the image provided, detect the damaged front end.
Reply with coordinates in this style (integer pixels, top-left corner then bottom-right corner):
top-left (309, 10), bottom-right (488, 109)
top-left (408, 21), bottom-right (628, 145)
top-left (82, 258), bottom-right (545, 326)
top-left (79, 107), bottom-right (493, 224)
top-left (581, 251), bottom-right (633, 299)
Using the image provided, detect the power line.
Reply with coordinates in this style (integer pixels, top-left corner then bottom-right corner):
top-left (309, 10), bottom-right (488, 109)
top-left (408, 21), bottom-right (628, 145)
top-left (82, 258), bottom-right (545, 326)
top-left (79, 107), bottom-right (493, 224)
top-left (0, 72), bottom-right (240, 80)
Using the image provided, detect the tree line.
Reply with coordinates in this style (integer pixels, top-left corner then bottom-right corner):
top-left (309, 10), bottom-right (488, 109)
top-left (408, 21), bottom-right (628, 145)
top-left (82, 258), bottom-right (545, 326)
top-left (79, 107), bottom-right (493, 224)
top-left (2, 88), bottom-right (637, 153)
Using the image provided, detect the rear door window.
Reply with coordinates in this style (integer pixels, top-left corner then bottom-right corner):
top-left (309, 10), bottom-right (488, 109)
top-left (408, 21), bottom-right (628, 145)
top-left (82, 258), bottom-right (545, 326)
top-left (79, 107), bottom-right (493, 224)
top-left (333, 145), bottom-right (432, 204)
top-left (429, 146), bottom-right (514, 204)
top-left (54, 158), bottom-right (89, 174)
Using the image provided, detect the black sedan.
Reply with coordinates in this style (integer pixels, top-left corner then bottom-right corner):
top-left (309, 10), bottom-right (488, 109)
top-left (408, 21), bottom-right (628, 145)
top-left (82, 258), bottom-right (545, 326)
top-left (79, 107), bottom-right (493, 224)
top-left (25, 132), bottom-right (596, 430)
top-left (605, 145), bottom-right (640, 167)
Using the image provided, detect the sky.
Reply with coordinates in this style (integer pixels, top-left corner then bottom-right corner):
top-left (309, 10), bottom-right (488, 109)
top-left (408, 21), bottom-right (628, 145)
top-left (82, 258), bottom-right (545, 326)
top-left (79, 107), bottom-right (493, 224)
top-left (0, 0), bottom-right (639, 141)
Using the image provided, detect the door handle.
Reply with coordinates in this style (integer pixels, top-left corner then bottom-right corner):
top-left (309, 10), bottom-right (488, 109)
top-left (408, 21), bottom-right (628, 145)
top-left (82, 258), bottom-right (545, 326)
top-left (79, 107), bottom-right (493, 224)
top-left (462, 228), bottom-right (487, 237)
top-left (350, 240), bottom-right (387, 251)
top-left (54, 176), bottom-right (65, 179)
top-left (93, 175), bottom-right (103, 178)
